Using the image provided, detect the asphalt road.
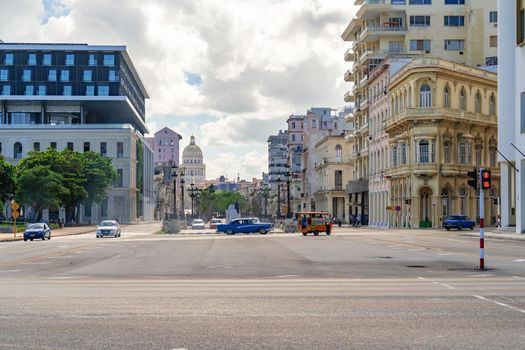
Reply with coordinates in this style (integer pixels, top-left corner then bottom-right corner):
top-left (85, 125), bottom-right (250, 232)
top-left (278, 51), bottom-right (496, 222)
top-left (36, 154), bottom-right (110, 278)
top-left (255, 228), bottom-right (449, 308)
top-left (0, 224), bottom-right (524, 349)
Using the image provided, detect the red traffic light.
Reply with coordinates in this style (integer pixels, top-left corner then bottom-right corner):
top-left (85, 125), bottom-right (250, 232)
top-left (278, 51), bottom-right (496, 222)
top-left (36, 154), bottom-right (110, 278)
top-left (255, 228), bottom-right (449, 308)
top-left (481, 170), bottom-right (491, 190)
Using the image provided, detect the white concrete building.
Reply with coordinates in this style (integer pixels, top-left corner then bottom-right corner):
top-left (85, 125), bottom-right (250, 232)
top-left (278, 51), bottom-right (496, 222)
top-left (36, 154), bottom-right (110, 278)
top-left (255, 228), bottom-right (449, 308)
top-left (498, 0), bottom-right (524, 233)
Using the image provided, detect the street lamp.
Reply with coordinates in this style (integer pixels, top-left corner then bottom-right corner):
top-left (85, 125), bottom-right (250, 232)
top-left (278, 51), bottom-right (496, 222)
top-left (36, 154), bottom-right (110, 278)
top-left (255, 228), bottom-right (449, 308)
top-left (170, 161), bottom-right (178, 220)
top-left (276, 175), bottom-right (282, 219)
top-left (179, 170), bottom-right (185, 220)
top-left (285, 166), bottom-right (292, 219)
top-left (188, 183), bottom-right (199, 218)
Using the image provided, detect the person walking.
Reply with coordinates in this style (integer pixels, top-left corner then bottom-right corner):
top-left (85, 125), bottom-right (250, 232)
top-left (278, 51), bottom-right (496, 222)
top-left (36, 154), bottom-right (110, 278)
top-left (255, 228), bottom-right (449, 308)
top-left (356, 214), bottom-right (361, 228)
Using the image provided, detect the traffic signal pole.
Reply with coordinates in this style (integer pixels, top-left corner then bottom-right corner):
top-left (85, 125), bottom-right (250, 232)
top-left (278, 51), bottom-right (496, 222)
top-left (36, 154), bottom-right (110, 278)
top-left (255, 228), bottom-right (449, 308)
top-left (479, 168), bottom-right (485, 270)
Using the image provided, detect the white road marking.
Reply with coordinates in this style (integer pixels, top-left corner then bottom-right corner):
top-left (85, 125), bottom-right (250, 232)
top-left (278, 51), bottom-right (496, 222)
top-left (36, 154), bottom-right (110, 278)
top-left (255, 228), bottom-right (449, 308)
top-left (472, 295), bottom-right (525, 314)
top-left (513, 259), bottom-right (525, 262)
top-left (433, 281), bottom-right (455, 290)
top-left (469, 274), bottom-right (493, 278)
top-left (275, 275), bottom-right (301, 278)
top-left (57, 245), bottom-right (69, 248)
top-left (20, 262), bottom-right (50, 265)
top-left (47, 256), bottom-right (73, 259)
top-left (438, 253), bottom-right (453, 256)
top-left (49, 276), bottom-right (87, 280)
top-left (512, 276), bottom-right (525, 279)
top-left (0, 270), bottom-right (19, 273)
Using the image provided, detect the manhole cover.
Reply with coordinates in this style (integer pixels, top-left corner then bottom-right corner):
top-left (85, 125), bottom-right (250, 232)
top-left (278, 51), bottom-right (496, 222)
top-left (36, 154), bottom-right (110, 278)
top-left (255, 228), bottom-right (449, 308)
top-left (406, 265), bottom-right (426, 268)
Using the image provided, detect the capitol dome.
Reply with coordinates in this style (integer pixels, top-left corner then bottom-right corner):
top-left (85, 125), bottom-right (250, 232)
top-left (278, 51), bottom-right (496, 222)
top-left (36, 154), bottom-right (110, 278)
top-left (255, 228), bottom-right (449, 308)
top-left (182, 135), bottom-right (203, 158)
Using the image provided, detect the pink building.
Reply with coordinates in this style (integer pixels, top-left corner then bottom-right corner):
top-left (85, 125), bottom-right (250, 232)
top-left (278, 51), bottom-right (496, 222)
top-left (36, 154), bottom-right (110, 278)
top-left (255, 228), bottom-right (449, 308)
top-left (145, 127), bottom-right (182, 165)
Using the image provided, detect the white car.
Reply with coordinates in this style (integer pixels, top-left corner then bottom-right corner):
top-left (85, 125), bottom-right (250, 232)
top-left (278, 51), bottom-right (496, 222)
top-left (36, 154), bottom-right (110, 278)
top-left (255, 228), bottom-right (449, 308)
top-left (191, 219), bottom-right (206, 230)
top-left (96, 220), bottom-right (121, 238)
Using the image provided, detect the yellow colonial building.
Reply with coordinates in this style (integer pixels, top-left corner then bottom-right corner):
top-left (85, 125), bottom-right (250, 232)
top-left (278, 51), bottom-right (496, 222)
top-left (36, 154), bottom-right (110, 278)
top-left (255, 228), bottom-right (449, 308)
top-left (313, 133), bottom-right (353, 222)
top-left (384, 57), bottom-right (498, 228)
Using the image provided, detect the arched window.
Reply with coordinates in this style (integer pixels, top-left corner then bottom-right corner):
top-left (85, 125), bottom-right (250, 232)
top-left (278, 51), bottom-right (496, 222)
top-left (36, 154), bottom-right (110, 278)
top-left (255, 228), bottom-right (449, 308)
top-left (419, 84), bottom-right (432, 107)
top-left (490, 147), bottom-right (496, 167)
top-left (467, 143), bottom-right (473, 164)
top-left (459, 88), bottom-right (466, 111)
top-left (459, 187), bottom-right (468, 215)
top-left (444, 86), bottom-right (450, 108)
top-left (408, 86), bottom-right (412, 107)
top-left (475, 91), bottom-right (482, 113)
top-left (401, 143), bottom-right (407, 164)
top-left (335, 144), bottom-right (342, 162)
top-left (444, 143), bottom-right (451, 163)
top-left (489, 94), bottom-right (496, 115)
top-left (13, 142), bottom-right (22, 159)
top-left (419, 140), bottom-right (429, 163)
top-left (475, 145), bottom-right (482, 166)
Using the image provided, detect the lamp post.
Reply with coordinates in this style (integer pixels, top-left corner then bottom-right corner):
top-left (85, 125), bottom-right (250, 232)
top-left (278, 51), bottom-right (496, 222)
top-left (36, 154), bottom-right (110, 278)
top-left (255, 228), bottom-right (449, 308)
top-left (170, 162), bottom-right (178, 220)
top-left (276, 175), bottom-right (282, 219)
top-left (179, 170), bottom-right (185, 220)
top-left (285, 168), bottom-right (292, 219)
top-left (262, 186), bottom-right (269, 219)
top-left (188, 183), bottom-right (199, 218)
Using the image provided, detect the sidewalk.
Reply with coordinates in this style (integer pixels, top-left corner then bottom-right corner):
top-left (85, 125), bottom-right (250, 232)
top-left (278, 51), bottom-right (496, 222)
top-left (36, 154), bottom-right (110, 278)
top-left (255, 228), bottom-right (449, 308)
top-left (0, 225), bottom-right (97, 242)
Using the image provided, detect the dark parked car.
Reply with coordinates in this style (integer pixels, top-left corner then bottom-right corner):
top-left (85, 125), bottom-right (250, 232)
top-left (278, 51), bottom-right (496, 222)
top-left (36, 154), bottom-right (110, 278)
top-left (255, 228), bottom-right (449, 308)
top-left (443, 215), bottom-right (475, 231)
top-left (216, 218), bottom-right (272, 235)
top-left (24, 223), bottom-right (51, 241)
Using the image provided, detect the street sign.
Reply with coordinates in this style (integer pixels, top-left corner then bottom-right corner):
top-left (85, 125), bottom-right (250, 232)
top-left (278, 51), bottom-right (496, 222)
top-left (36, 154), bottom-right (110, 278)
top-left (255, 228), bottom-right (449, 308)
top-left (10, 201), bottom-right (20, 219)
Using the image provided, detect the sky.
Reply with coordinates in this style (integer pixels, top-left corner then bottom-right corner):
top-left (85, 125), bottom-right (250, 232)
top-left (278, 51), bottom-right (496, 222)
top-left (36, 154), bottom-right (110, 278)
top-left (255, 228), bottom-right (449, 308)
top-left (1, 0), bottom-right (357, 180)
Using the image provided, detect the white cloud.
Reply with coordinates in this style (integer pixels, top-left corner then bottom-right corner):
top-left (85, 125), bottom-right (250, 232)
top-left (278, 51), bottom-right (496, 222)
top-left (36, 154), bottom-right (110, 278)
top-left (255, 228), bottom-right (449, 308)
top-left (0, 0), bottom-right (357, 179)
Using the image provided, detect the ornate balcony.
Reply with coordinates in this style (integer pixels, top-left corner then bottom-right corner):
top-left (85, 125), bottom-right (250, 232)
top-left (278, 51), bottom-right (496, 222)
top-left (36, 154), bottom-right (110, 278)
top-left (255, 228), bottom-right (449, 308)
top-left (344, 70), bottom-right (354, 82)
top-left (344, 49), bottom-right (355, 62)
top-left (344, 91), bottom-right (355, 103)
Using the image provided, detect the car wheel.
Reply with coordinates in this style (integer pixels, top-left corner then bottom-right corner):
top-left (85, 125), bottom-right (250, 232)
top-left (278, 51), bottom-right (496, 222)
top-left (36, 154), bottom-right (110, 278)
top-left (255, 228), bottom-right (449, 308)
top-left (30, 238), bottom-right (33, 241)
top-left (446, 228), bottom-right (450, 231)
top-left (458, 226), bottom-right (462, 231)
top-left (259, 228), bottom-right (267, 235)
top-left (24, 238), bottom-right (27, 241)
top-left (302, 232), bottom-right (307, 236)
top-left (226, 229), bottom-right (234, 235)
top-left (470, 226), bottom-right (474, 230)
top-left (313, 231), bottom-right (319, 236)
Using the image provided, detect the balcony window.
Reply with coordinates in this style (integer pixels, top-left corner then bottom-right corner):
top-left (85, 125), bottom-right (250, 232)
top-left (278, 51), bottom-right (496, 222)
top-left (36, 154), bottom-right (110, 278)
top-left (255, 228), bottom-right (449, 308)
top-left (458, 142), bottom-right (467, 164)
top-left (98, 85), bottom-right (109, 96)
top-left (50, 142), bottom-right (57, 149)
top-left (410, 16), bottom-right (430, 27)
top-left (392, 0), bottom-right (406, 4)
top-left (444, 16), bottom-right (464, 26)
top-left (67, 142), bottom-right (74, 151)
top-left (1, 85), bottom-right (11, 95)
top-left (0, 69), bottom-right (8, 81)
top-left (445, 0), bottom-right (464, 3)
top-left (88, 54), bottom-right (97, 66)
top-left (84, 142), bottom-right (90, 152)
top-left (117, 142), bottom-right (124, 158)
top-left (86, 85), bottom-right (95, 96)
top-left (419, 140), bottom-right (429, 163)
top-left (335, 144), bottom-right (342, 162)
top-left (489, 94), bottom-right (496, 115)
top-left (43, 53), bottom-right (52, 66)
top-left (401, 143), bottom-right (407, 164)
top-left (4, 53), bottom-right (13, 65)
top-left (410, 39), bottom-right (431, 51)
top-left (100, 142), bottom-right (107, 156)
top-left (117, 169), bottom-right (123, 187)
top-left (459, 88), bottom-right (466, 111)
top-left (37, 85), bottom-right (46, 96)
top-left (83, 70), bottom-right (92, 82)
top-left (392, 146), bottom-right (398, 166)
top-left (63, 85), bottom-right (72, 96)
top-left (48, 69), bottom-right (57, 82)
top-left (490, 36), bottom-right (498, 48)
top-left (389, 41), bottom-right (403, 53)
top-left (103, 54), bottom-right (115, 66)
top-left (34, 142), bottom-right (40, 151)
top-left (24, 85), bottom-right (34, 96)
top-left (22, 69), bottom-right (32, 82)
top-left (444, 39), bottom-right (465, 51)
top-left (475, 92), bottom-right (482, 113)
top-left (60, 70), bottom-right (70, 82)
top-left (409, 0), bottom-right (431, 4)
top-left (444, 143), bottom-right (451, 163)
top-left (419, 84), bottom-right (432, 107)
top-left (475, 146), bottom-right (481, 167)
top-left (490, 148), bottom-right (496, 167)
top-left (65, 53), bottom-right (75, 65)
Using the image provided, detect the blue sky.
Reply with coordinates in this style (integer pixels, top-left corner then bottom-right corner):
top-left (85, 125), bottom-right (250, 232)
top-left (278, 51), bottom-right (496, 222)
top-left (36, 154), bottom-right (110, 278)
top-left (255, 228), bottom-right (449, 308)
top-left (2, 0), bottom-right (356, 180)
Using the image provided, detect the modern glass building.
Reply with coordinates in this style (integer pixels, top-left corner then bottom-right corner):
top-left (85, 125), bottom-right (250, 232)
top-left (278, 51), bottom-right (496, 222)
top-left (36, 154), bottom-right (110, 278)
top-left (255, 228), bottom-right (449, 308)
top-left (0, 43), bottom-right (154, 224)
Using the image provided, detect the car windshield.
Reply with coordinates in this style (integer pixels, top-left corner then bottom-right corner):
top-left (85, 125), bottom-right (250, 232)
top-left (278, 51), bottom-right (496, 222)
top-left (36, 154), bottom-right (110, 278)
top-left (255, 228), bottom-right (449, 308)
top-left (212, 219), bottom-right (221, 223)
top-left (193, 220), bottom-right (204, 224)
top-left (99, 221), bottom-right (116, 227)
top-left (27, 224), bottom-right (44, 229)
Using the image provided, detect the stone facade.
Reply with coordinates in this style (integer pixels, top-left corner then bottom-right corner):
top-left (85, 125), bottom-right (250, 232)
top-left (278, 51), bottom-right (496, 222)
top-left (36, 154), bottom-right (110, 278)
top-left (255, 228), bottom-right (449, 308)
top-left (384, 57), bottom-right (498, 228)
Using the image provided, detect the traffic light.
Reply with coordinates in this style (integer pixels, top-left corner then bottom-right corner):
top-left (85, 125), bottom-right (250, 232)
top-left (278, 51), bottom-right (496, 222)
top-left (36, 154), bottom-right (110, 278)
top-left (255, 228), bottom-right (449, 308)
top-left (467, 169), bottom-right (478, 190)
top-left (481, 169), bottom-right (491, 190)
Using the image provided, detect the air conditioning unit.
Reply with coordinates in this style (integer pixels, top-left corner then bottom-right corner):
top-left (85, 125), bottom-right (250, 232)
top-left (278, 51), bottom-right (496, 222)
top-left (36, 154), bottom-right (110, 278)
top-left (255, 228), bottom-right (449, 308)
top-left (493, 23), bottom-right (498, 28)
top-left (425, 50), bottom-right (430, 54)
top-left (459, 51), bottom-right (464, 55)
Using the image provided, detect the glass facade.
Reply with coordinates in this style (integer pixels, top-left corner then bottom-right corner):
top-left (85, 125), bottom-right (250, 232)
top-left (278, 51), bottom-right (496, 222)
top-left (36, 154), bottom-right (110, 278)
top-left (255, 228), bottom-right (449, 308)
top-left (0, 47), bottom-right (146, 120)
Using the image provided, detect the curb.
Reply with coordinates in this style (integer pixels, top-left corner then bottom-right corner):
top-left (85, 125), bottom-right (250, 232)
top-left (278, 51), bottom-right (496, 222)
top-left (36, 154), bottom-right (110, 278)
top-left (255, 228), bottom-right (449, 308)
top-left (0, 229), bottom-right (96, 243)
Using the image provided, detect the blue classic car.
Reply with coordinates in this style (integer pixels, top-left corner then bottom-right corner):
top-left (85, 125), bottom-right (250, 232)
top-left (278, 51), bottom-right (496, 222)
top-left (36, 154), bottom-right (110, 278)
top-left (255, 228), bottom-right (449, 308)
top-left (443, 215), bottom-right (476, 231)
top-left (24, 223), bottom-right (51, 241)
top-left (216, 218), bottom-right (272, 235)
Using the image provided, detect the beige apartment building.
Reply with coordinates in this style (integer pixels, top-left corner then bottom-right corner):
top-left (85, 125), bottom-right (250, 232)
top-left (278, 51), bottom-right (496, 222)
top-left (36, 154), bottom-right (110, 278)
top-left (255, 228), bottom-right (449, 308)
top-left (384, 57), bottom-right (498, 228)
top-left (313, 134), bottom-right (353, 221)
top-left (342, 0), bottom-right (498, 224)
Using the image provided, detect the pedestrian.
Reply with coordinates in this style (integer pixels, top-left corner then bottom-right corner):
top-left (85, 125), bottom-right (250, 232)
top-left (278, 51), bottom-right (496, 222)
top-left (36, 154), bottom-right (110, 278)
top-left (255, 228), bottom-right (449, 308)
top-left (356, 214), bottom-right (361, 227)
top-left (497, 215), bottom-right (501, 228)
top-left (301, 215), bottom-right (308, 230)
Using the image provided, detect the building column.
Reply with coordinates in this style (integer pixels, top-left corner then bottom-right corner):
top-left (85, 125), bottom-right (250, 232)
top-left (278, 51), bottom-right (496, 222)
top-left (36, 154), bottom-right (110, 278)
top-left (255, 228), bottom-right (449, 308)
top-left (500, 162), bottom-right (511, 228)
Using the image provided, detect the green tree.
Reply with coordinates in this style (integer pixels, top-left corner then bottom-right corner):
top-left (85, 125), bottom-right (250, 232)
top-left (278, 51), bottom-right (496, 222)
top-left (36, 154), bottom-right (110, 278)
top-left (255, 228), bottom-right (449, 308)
top-left (0, 155), bottom-right (15, 204)
top-left (81, 151), bottom-right (118, 205)
top-left (16, 166), bottom-right (69, 221)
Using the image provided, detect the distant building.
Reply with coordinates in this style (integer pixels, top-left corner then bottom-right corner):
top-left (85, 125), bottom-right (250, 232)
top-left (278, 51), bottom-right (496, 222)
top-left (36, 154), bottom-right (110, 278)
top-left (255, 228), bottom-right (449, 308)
top-left (267, 130), bottom-right (289, 189)
top-left (146, 127), bottom-right (182, 165)
top-left (180, 135), bottom-right (206, 185)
